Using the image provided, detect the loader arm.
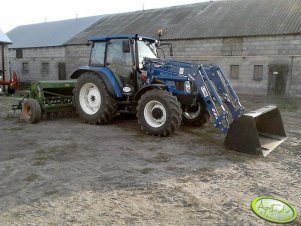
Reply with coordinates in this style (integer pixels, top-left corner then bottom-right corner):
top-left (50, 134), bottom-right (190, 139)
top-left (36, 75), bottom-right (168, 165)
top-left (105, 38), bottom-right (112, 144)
top-left (144, 58), bottom-right (244, 134)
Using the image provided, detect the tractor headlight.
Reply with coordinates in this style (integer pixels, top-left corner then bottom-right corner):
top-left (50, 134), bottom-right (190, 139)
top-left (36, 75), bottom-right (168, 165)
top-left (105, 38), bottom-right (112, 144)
top-left (184, 81), bottom-right (191, 93)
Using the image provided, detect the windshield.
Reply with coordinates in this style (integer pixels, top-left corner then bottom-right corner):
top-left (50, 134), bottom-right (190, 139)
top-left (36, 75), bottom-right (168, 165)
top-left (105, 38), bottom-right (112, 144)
top-left (138, 40), bottom-right (157, 68)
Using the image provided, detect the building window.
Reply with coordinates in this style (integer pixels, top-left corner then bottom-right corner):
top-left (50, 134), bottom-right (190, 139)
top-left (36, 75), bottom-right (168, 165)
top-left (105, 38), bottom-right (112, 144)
top-left (41, 62), bottom-right (49, 74)
top-left (222, 38), bottom-right (243, 56)
top-left (230, 65), bottom-right (239, 79)
top-left (22, 62), bottom-right (29, 74)
top-left (254, 65), bottom-right (263, 81)
top-left (16, 49), bottom-right (23, 58)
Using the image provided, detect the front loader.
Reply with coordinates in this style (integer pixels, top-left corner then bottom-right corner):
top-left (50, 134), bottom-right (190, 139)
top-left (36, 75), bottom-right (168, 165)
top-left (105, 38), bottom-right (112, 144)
top-left (141, 58), bottom-right (286, 156)
top-left (19, 34), bottom-right (286, 156)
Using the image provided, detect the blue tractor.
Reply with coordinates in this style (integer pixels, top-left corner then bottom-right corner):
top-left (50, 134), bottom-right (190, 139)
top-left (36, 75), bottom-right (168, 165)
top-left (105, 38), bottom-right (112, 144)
top-left (70, 35), bottom-right (286, 156)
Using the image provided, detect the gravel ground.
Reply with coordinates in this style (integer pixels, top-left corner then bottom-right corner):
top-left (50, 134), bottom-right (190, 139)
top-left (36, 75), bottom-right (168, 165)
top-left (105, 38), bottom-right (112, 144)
top-left (0, 95), bottom-right (300, 225)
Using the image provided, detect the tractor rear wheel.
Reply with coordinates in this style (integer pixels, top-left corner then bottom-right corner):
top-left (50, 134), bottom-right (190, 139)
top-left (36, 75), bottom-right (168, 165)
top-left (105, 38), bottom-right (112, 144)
top-left (137, 89), bottom-right (182, 136)
top-left (74, 72), bottom-right (117, 124)
top-left (182, 101), bottom-right (210, 127)
top-left (22, 98), bottom-right (42, 123)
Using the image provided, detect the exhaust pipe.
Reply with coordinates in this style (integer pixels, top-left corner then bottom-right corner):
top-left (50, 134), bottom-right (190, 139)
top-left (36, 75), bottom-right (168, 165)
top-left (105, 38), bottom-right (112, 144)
top-left (224, 105), bottom-right (287, 157)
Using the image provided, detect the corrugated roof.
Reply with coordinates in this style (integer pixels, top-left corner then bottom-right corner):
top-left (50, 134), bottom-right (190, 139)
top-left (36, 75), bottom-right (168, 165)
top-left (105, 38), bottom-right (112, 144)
top-left (169, 0), bottom-right (301, 39)
top-left (67, 2), bottom-right (211, 44)
top-left (0, 28), bottom-right (11, 44)
top-left (7, 16), bottom-right (102, 48)
top-left (67, 0), bottom-right (301, 44)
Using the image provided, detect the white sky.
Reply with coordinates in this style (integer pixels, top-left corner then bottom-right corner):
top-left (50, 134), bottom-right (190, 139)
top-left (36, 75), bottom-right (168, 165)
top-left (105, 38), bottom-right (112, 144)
top-left (1, 0), bottom-right (208, 33)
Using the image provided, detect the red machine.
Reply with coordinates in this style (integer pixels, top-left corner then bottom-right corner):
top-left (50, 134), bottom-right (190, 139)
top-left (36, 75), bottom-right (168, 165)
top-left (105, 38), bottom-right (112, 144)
top-left (0, 71), bottom-right (20, 94)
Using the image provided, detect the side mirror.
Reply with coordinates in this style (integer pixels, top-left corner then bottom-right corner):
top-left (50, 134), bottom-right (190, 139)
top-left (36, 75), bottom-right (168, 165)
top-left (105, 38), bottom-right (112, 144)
top-left (122, 40), bottom-right (130, 53)
top-left (155, 40), bottom-right (160, 48)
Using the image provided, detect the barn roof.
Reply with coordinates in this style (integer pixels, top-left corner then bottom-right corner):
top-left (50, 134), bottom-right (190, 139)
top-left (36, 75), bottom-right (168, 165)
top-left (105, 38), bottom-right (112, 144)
top-left (67, 0), bottom-right (301, 44)
top-left (7, 16), bottom-right (102, 48)
top-left (0, 28), bottom-right (11, 44)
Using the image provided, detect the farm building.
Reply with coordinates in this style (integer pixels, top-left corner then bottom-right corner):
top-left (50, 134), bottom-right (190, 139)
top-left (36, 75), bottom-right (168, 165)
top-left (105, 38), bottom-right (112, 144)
top-left (0, 28), bottom-right (11, 81)
top-left (7, 16), bottom-right (101, 81)
top-left (7, 0), bottom-right (301, 100)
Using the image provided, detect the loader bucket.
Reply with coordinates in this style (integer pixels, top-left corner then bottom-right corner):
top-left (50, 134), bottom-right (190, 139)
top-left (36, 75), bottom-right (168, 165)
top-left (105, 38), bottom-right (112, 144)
top-left (224, 105), bottom-right (286, 157)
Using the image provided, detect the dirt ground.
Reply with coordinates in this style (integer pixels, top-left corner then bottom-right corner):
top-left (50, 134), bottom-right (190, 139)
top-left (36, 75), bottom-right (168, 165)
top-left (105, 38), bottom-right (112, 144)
top-left (0, 94), bottom-right (300, 225)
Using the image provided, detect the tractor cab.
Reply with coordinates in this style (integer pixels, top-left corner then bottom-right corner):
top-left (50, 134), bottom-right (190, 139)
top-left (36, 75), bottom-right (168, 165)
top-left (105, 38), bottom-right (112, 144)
top-left (88, 35), bottom-right (158, 92)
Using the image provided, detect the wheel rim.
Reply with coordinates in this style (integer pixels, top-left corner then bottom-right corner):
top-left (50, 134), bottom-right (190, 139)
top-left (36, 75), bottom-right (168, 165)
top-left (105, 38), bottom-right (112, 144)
top-left (183, 103), bottom-right (201, 120)
top-left (79, 83), bottom-right (101, 115)
top-left (24, 105), bottom-right (32, 120)
top-left (144, 100), bottom-right (167, 128)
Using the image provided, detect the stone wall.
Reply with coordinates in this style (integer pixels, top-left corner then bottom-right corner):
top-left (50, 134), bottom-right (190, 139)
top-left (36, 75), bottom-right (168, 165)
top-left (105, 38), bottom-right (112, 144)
top-left (9, 47), bottom-right (65, 82)
top-left (65, 45), bottom-right (91, 77)
top-left (8, 34), bottom-right (301, 100)
top-left (169, 34), bottom-right (301, 100)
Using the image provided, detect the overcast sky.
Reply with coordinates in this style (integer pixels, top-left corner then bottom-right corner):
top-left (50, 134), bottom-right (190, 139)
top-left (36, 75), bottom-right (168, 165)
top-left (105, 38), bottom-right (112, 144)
top-left (1, 0), bottom-right (208, 33)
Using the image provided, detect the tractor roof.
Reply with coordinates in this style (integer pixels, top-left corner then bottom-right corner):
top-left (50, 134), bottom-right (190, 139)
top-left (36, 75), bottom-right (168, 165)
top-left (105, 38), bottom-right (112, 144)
top-left (88, 35), bottom-right (156, 43)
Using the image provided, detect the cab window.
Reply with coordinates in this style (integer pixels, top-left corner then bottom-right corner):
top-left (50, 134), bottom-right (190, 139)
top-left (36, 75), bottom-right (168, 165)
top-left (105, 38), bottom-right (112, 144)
top-left (90, 42), bottom-right (106, 66)
top-left (106, 39), bottom-right (132, 66)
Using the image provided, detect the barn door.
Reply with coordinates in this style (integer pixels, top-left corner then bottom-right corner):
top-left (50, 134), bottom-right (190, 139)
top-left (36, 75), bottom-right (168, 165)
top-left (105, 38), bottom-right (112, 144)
top-left (268, 64), bottom-right (288, 97)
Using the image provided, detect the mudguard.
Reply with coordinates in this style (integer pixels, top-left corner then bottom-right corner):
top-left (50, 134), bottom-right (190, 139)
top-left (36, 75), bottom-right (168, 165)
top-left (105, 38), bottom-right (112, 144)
top-left (133, 84), bottom-right (168, 103)
top-left (70, 66), bottom-right (123, 98)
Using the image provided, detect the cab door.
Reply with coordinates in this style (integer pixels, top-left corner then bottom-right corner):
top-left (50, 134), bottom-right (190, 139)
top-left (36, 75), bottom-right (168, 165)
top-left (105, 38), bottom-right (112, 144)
top-left (106, 39), bottom-right (134, 87)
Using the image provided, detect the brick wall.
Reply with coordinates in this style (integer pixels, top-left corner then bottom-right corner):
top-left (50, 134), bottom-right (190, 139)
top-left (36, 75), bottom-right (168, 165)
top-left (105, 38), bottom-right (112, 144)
top-left (9, 46), bottom-right (65, 82)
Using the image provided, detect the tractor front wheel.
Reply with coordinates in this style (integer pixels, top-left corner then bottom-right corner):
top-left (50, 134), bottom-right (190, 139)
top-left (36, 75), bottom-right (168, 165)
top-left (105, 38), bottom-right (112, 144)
top-left (22, 98), bottom-right (42, 123)
top-left (182, 101), bottom-right (210, 127)
top-left (74, 72), bottom-right (117, 124)
top-left (137, 89), bottom-right (182, 136)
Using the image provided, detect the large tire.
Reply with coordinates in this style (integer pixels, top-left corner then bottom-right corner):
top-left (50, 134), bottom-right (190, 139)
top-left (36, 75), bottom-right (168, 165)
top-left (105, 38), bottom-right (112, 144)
top-left (22, 98), bottom-right (42, 123)
top-left (137, 89), bottom-right (182, 136)
top-left (182, 101), bottom-right (210, 127)
top-left (74, 72), bottom-right (117, 124)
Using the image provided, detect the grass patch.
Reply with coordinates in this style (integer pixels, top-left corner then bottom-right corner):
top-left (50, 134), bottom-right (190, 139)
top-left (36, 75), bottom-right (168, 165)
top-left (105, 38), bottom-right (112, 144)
top-left (33, 150), bottom-right (56, 166)
top-left (10, 127), bottom-right (24, 132)
top-left (140, 168), bottom-right (154, 174)
top-left (24, 173), bottom-right (38, 182)
top-left (3, 114), bottom-right (17, 120)
top-left (145, 153), bottom-right (171, 163)
top-left (44, 189), bottom-right (58, 196)
top-left (153, 153), bottom-right (170, 163)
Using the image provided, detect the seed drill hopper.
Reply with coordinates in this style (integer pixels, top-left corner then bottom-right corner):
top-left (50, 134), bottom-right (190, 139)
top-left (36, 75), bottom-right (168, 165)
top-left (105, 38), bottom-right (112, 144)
top-left (13, 80), bottom-right (76, 123)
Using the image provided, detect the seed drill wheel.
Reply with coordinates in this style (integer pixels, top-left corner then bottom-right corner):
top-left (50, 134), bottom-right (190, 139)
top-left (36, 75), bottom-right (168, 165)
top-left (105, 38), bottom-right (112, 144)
top-left (137, 89), bottom-right (182, 136)
top-left (22, 98), bottom-right (42, 123)
top-left (74, 72), bottom-right (117, 124)
top-left (7, 86), bottom-right (16, 94)
top-left (182, 101), bottom-right (210, 127)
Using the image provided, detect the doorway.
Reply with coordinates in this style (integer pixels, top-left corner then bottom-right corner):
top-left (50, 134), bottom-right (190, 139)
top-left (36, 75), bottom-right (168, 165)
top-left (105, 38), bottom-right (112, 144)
top-left (58, 62), bottom-right (66, 80)
top-left (268, 64), bottom-right (288, 97)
